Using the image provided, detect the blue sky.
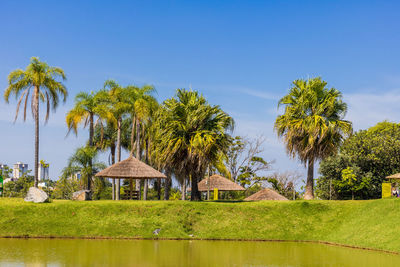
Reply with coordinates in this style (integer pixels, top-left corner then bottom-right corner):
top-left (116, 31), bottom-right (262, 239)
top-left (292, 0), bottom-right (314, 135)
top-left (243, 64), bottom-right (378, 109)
top-left (1, 0), bottom-right (400, 180)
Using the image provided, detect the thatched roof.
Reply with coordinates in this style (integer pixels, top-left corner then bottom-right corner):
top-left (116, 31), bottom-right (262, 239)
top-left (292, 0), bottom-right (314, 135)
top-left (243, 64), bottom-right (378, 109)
top-left (386, 173), bottom-right (400, 179)
top-left (196, 174), bottom-right (245, 191)
top-left (245, 188), bottom-right (289, 201)
top-left (95, 156), bottom-right (166, 179)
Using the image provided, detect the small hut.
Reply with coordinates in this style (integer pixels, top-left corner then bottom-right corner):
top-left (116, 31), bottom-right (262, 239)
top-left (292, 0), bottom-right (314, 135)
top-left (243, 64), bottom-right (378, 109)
top-left (385, 173), bottom-right (400, 197)
top-left (197, 174), bottom-right (245, 192)
top-left (245, 188), bottom-right (288, 201)
top-left (95, 156), bottom-right (166, 200)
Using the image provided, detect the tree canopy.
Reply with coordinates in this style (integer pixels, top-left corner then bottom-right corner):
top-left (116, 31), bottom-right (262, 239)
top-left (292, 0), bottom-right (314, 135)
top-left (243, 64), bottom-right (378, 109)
top-left (317, 121), bottom-right (400, 199)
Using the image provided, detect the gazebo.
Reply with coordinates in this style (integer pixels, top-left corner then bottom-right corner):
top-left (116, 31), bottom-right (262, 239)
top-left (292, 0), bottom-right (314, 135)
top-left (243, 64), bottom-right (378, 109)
top-left (245, 188), bottom-right (288, 201)
top-left (95, 156), bottom-right (167, 200)
top-left (191, 174), bottom-right (245, 200)
top-left (197, 174), bottom-right (245, 192)
top-left (384, 173), bottom-right (400, 198)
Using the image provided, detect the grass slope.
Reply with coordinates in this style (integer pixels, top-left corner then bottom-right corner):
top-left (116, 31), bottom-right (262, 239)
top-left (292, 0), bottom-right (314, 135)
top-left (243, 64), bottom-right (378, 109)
top-left (0, 198), bottom-right (399, 252)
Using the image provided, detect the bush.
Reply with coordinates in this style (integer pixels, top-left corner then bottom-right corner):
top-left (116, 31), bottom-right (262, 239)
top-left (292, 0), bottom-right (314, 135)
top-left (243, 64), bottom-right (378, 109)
top-left (3, 174), bottom-right (34, 198)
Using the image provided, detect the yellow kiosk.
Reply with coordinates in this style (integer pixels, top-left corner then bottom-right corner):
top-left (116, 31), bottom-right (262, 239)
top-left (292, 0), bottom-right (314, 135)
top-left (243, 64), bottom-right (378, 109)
top-left (385, 173), bottom-right (400, 198)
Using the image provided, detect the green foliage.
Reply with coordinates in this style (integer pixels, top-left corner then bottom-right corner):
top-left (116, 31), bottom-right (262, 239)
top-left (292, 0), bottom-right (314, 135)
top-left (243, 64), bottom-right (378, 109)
top-left (2, 173), bottom-right (34, 198)
top-left (52, 177), bottom-right (80, 200)
top-left (237, 156), bottom-right (269, 187)
top-left (61, 146), bottom-right (107, 193)
top-left (317, 121), bottom-right (400, 199)
top-left (0, 166), bottom-right (12, 179)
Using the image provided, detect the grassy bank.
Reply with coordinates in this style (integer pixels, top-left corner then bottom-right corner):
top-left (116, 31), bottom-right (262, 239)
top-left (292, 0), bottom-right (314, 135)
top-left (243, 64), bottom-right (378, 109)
top-left (0, 198), bottom-right (399, 252)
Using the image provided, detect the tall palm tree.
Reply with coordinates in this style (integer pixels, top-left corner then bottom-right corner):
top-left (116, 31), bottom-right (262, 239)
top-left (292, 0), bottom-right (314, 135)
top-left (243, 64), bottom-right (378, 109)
top-left (153, 89), bottom-right (233, 201)
top-left (125, 85), bottom-right (156, 196)
top-left (274, 77), bottom-right (352, 199)
top-left (141, 98), bottom-right (159, 200)
top-left (65, 91), bottom-right (109, 192)
top-left (103, 80), bottom-right (130, 200)
top-left (93, 117), bottom-right (131, 200)
top-left (4, 57), bottom-right (67, 187)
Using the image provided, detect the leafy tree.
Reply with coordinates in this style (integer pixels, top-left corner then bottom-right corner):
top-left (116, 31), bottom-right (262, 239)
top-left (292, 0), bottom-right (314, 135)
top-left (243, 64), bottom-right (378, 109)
top-left (4, 57), bottom-right (67, 187)
top-left (267, 171), bottom-right (301, 200)
top-left (52, 176), bottom-right (80, 199)
top-left (334, 167), bottom-right (372, 200)
top-left (275, 77), bottom-right (352, 199)
top-left (237, 156), bottom-right (269, 188)
top-left (317, 121), bottom-right (400, 199)
top-left (0, 166), bottom-right (12, 179)
top-left (225, 135), bottom-right (270, 185)
top-left (2, 172), bottom-right (34, 198)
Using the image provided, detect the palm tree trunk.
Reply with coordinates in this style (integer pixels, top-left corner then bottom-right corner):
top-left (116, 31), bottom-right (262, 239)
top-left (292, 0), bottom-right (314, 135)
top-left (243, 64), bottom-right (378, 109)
top-left (130, 115), bottom-right (135, 156)
top-left (143, 179), bottom-right (148, 200)
top-left (143, 139), bottom-right (150, 200)
top-left (116, 117), bottom-right (122, 200)
top-left (182, 182), bottom-right (186, 200)
top-left (34, 88), bottom-right (39, 188)
top-left (111, 143), bottom-right (116, 200)
top-left (164, 171), bottom-right (171, 200)
top-left (157, 178), bottom-right (161, 200)
top-left (87, 113), bottom-right (94, 193)
top-left (135, 118), bottom-right (141, 199)
top-left (190, 174), bottom-right (201, 201)
top-left (304, 159), bottom-right (314, 200)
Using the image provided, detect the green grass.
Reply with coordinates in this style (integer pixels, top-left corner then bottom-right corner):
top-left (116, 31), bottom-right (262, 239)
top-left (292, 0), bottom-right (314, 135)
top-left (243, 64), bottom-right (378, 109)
top-left (0, 198), bottom-right (399, 252)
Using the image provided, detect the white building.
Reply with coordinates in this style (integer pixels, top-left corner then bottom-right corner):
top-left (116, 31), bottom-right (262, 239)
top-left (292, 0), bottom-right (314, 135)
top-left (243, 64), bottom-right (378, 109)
top-left (13, 162), bottom-right (28, 179)
top-left (68, 172), bottom-right (81, 181)
top-left (38, 162), bottom-right (50, 181)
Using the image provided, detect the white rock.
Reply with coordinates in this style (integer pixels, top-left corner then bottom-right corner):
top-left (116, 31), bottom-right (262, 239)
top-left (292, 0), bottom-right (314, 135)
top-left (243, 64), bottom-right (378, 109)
top-left (24, 187), bottom-right (49, 203)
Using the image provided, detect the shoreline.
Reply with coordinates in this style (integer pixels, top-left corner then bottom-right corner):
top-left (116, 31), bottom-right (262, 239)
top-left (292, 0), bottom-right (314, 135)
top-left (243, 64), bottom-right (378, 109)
top-left (1, 198), bottom-right (400, 254)
top-left (0, 235), bottom-right (398, 255)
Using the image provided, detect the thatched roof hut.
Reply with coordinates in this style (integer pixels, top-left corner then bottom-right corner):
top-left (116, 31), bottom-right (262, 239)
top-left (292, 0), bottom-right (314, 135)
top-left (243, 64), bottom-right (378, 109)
top-left (386, 173), bottom-right (400, 179)
top-left (245, 188), bottom-right (289, 201)
top-left (95, 156), bottom-right (166, 179)
top-left (196, 174), bottom-right (245, 191)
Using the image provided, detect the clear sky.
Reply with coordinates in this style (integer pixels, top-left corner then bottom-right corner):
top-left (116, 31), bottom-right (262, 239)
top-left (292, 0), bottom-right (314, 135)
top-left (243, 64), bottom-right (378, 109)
top-left (1, 0), bottom-right (400, 180)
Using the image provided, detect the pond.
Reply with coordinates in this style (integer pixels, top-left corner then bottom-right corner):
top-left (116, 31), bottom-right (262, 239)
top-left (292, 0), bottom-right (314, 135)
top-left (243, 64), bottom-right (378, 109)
top-left (0, 238), bottom-right (398, 266)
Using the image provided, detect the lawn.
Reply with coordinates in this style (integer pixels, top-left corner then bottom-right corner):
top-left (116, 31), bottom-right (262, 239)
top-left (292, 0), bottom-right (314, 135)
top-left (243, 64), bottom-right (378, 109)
top-left (0, 198), bottom-right (399, 252)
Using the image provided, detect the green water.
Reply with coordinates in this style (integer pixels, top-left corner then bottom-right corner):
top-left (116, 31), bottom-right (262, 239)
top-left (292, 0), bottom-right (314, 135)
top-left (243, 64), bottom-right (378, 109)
top-left (0, 239), bottom-right (398, 267)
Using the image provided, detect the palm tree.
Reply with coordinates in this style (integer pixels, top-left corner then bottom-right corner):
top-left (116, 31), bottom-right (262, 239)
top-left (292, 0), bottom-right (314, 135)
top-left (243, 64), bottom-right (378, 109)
top-left (93, 117), bottom-right (131, 199)
top-left (103, 80), bottom-right (130, 200)
top-left (61, 146), bottom-right (106, 193)
top-left (125, 85), bottom-right (156, 196)
top-left (274, 77), bottom-right (352, 199)
top-left (66, 91), bottom-right (110, 192)
top-left (4, 57), bottom-right (67, 187)
top-left (153, 89), bottom-right (234, 201)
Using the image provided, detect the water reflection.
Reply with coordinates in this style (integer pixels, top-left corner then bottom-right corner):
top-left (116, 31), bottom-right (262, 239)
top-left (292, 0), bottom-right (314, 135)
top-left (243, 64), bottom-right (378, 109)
top-left (0, 238), bottom-right (398, 266)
